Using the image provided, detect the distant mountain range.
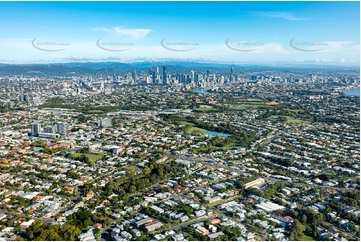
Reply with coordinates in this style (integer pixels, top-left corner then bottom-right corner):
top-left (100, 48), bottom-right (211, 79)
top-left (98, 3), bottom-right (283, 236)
top-left (0, 61), bottom-right (358, 76)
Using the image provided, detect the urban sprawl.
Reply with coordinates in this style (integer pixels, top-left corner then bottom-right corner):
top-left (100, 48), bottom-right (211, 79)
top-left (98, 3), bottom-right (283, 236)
top-left (0, 65), bottom-right (359, 241)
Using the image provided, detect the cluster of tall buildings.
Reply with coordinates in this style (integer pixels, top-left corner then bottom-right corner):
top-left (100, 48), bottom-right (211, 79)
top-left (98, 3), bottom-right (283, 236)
top-left (137, 67), bottom-right (237, 88)
top-left (70, 67), bottom-right (240, 93)
top-left (145, 66), bottom-right (167, 85)
top-left (31, 122), bottom-right (68, 138)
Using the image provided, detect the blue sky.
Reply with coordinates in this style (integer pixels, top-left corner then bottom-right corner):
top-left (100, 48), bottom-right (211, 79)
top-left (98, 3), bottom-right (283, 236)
top-left (0, 1), bottom-right (359, 65)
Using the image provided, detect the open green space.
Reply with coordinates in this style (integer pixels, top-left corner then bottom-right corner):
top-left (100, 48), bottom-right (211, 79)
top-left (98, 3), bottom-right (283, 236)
top-left (179, 121), bottom-right (207, 134)
top-left (245, 98), bottom-right (263, 102)
top-left (285, 109), bottom-right (304, 113)
top-left (226, 101), bottom-right (278, 110)
top-left (193, 141), bottom-right (236, 153)
top-left (70, 153), bottom-right (104, 162)
top-left (86, 110), bottom-right (104, 114)
top-left (226, 104), bottom-right (256, 110)
top-left (198, 105), bottom-right (213, 109)
top-left (195, 104), bottom-right (219, 112)
top-left (299, 223), bottom-right (316, 241)
top-left (178, 121), bottom-right (237, 151)
top-left (301, 234), bottom-right (315, 241)
top-left (267, 115), bottom-right (310, 124)
top-left (266, 101), bottom-right (279, 105)
top-left (221, 142), bottom-right (236, 150)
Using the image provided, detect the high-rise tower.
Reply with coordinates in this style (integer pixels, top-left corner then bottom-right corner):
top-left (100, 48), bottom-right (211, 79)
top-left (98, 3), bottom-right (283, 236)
top-left (162, 66), bottom-right (167, 85)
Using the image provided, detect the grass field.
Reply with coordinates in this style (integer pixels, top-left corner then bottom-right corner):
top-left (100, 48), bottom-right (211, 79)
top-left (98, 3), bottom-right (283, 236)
top-left (86, 110), bottom-right (104, 114)
top-left (286, 109), bottom-right (304, 113)
top-left (221, 142), bottom-right (236, 150)
top-left (226, 100), bottom-right (279, 110)
top-left (301, 235), bottom-right (315, 241)
top-left (299, 223), bottom-right (315, 241)
top-left (199, 105), bottom-right (213, 109)
top-left (71, 153), bottom-right (104, 162)
top-left (179, 121), bottom-right (207, 134)
top-left (196, 104), bottom-right (218, 112)
top-left (226, 104), bottom-right (256, 110)
top-left (245, 98), bottom-right (263, 102)
top-left (266, 101), bottom-right (279, 105)
top-left (179, 121), bottom-right (235, 150)
top-left (208, 199), bottom-right (225, 206)
top-left (268, 115), bottom-right (310, 124)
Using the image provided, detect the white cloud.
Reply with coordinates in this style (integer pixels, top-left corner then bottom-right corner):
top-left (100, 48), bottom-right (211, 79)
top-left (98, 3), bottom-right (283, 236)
top-left (0, 38), bottom-right (358, 65)
top-left (315, 58), bottom-right (330, 63)
top-left (255, 11), bottom-right (308, 21)
top-left (257, 43), bottom-right (287, 53)
top-left (322, 41), bottom-right (359, 52)
top-left (93, 26), bottom-right (152, 40)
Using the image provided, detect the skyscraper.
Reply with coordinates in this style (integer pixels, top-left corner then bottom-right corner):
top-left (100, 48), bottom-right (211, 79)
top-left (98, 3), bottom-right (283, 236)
top-left (31, 123), bottom-right (41, 136)
top-left (162, 66), bottom-right (167, 85)
top-left (132, 69), bottom-right (137, 82)
top-left (152, 71), bottom-right (156, 84)
top-left (100, 80), bottom-right (105, 93)
top-left (156, 66), bottom-right (160, 82)
top-left (230, 67), bottom-right (234, 82)
top-left (56, 122), bottom-right (68, 136)
top-left (43, 126), bottom-right (55, 134)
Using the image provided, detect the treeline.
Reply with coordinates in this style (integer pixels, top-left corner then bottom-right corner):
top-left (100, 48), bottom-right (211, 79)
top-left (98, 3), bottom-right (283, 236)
top-left (42, 147), bottom-right (66, 155)
top-left (161, 114), bottom-right (257, 148)
top-left (342, 191), bottom-right (360, 207)
top-left (39, 97), bottom-right (78, 110)
top-left (68, 153), bottom-right (93, 165)
top-left (257, 106), bottom-right (359, 125)
top-left (103, 160), bottom-right (184, 198)
top-left (188, 118), bottom-right (236, 135)
top-left (262, 181), bottom-right (285, 199)
top-left (257, 109), bottom-right (312, 121)
top-left (314, 115), bottom-right (359, 125)
top-left (18, 208), bottom-right (105, 241)
top-left (292, 90), bottom-right (329, 96)
top-left (190, 134), bottom-right (256, 154)
top-left (269, 156), bottom-right (293, 167)
top-left (287, 208), bottom-right (325, 240)
top-left (244, 181), bottom-right (285, 199)
top-left (39, 97), bottom-right (155, 113)
top-left (18, 220), bottom-right (81, 241)
top-left (231, 131), bottom-right (257, 148)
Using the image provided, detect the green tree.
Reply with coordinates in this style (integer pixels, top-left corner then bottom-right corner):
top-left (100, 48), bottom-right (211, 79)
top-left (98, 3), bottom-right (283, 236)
top-left (290, 219), bottom-right (304, 241)
top-left (61, 224), bottom-right (81, 240)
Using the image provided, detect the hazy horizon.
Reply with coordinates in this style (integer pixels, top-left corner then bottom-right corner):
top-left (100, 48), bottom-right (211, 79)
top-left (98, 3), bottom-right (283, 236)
top-left (0, 1), bottom-right (359, 65)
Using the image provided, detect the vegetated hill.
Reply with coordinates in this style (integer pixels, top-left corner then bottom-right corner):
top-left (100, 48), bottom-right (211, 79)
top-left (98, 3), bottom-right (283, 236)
top-left (0, 61), bottom-right (358, 76)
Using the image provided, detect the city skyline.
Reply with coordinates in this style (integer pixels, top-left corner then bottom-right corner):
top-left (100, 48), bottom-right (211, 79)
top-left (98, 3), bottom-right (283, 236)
top-left (0, 1), bottom-right (359, 65)
top-left (0, 2), bottom-right (359, 241)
